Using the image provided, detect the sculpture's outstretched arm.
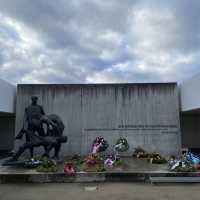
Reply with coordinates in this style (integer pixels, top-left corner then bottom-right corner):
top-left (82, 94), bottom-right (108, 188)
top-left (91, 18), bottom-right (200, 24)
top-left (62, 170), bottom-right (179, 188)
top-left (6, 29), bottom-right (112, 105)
top-left (40, 106), bottom-right (45, 115)
top-left (15, 129), bottom-right (25, 140)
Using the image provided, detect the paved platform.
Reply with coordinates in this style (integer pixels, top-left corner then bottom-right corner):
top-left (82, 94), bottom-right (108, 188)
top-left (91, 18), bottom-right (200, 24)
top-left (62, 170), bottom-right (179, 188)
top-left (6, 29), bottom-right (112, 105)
top-left (0, 158), bottom-right (200, 183)
top-left (0, 157), bottom-right (168, 173)
top-left (2, 183), bottom-right (200, 200)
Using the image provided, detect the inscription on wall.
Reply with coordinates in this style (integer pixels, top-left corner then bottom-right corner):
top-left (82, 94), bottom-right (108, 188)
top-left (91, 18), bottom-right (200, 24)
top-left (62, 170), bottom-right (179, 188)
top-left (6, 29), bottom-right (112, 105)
top-left (118, 124), bottom-right (178, 134)
top-left (85, 124), bottom-right (179, 134)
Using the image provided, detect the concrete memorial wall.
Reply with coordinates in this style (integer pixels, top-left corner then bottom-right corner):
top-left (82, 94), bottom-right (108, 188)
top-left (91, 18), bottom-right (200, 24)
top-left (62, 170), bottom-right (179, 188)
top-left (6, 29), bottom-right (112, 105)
top-left (15, 83), bottom-right (181, 156)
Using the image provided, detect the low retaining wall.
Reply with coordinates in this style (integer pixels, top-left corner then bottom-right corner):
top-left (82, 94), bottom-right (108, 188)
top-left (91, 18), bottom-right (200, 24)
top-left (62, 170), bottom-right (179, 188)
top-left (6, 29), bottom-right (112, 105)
top-left (0, 172), bottom-right (199, 184)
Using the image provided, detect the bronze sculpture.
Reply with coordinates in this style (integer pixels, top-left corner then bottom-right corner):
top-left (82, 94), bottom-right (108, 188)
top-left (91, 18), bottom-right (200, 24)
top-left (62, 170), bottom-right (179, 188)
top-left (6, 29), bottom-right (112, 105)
top-left (5, 96), bottom-right (67, 163)
top-left (23, 96), bottom-right (46, 157)
top-left (11, 127), bottom-right (67, 161)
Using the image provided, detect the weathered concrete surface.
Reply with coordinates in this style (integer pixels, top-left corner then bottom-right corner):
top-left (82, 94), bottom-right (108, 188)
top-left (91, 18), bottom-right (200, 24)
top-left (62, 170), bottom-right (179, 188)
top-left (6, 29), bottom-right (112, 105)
top-left (0, 158), bottom-right (200, 184)
top-left (1, 183), bottom-right (200, 200)
top-left (15, 83), bottom-right (181, 156)
top-left (0, 158), bottom-right (168, 174)
top-left (1, 172), bottom-right (200, 184)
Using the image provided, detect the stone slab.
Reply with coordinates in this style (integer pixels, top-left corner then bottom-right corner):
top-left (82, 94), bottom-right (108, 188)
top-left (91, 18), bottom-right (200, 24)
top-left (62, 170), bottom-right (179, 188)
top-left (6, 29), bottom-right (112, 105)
top-left (1, 171), bottom-right (200, 184)
top-left (15, 83), bottom-right (181, 156)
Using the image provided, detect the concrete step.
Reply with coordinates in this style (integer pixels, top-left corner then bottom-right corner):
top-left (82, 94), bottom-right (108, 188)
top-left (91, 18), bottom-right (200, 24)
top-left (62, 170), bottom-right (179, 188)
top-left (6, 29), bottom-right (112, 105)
top-left (0, 172), bottom-right (147, 184)
top-left (0, 172), bottom-right (200, 184)
top-left (150, 176), bottom-right (200, 183)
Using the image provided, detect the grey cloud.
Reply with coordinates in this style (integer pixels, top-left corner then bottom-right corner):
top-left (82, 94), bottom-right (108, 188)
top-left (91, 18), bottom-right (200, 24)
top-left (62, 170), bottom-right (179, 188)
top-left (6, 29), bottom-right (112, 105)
top-left (0, 0), bottom-right (199, 84)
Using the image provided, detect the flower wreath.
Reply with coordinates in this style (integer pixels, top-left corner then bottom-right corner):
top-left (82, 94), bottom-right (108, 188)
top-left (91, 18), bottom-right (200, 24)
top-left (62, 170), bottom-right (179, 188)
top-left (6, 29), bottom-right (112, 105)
top-left (114, 138), bottom-right (129, 152)
top-left (92, 136), bottom-right (109, 153)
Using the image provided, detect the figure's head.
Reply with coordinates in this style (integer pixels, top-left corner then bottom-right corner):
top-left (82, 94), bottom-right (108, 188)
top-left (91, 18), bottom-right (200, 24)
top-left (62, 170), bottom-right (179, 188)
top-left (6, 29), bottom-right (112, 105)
top-left (31, 96), bottom-right (38, 105)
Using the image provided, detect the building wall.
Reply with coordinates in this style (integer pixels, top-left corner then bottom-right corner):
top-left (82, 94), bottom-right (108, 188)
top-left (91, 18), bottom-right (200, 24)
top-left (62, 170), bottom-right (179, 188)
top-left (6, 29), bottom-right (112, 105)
top-left (181, 113), bottom-right (200, 148)
top-left (0, 114), bottom-right (15, 151)
top-left (0, 79), bottom-right (16, 152)
top-left (180, 73), bottom-right (200, 112)
top-left (15, 83), bottom-right (181, 156)
top-left (0, 79), bottom-right (16, 113)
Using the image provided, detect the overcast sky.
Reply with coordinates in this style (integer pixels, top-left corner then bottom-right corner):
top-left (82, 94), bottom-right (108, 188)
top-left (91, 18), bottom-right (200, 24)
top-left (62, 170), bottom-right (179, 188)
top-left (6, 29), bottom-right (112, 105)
top-left (0, 0), bottom-right (199, 84)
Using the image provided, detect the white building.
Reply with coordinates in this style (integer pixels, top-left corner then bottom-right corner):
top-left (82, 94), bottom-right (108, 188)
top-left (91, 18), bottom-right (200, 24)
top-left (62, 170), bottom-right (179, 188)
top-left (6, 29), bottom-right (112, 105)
top-left (0, 79), bottom-right (16, 113)
top-left (180, 73), bottom-right (200, 152)
top-left (0, 79), bottom-right (16, 153)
